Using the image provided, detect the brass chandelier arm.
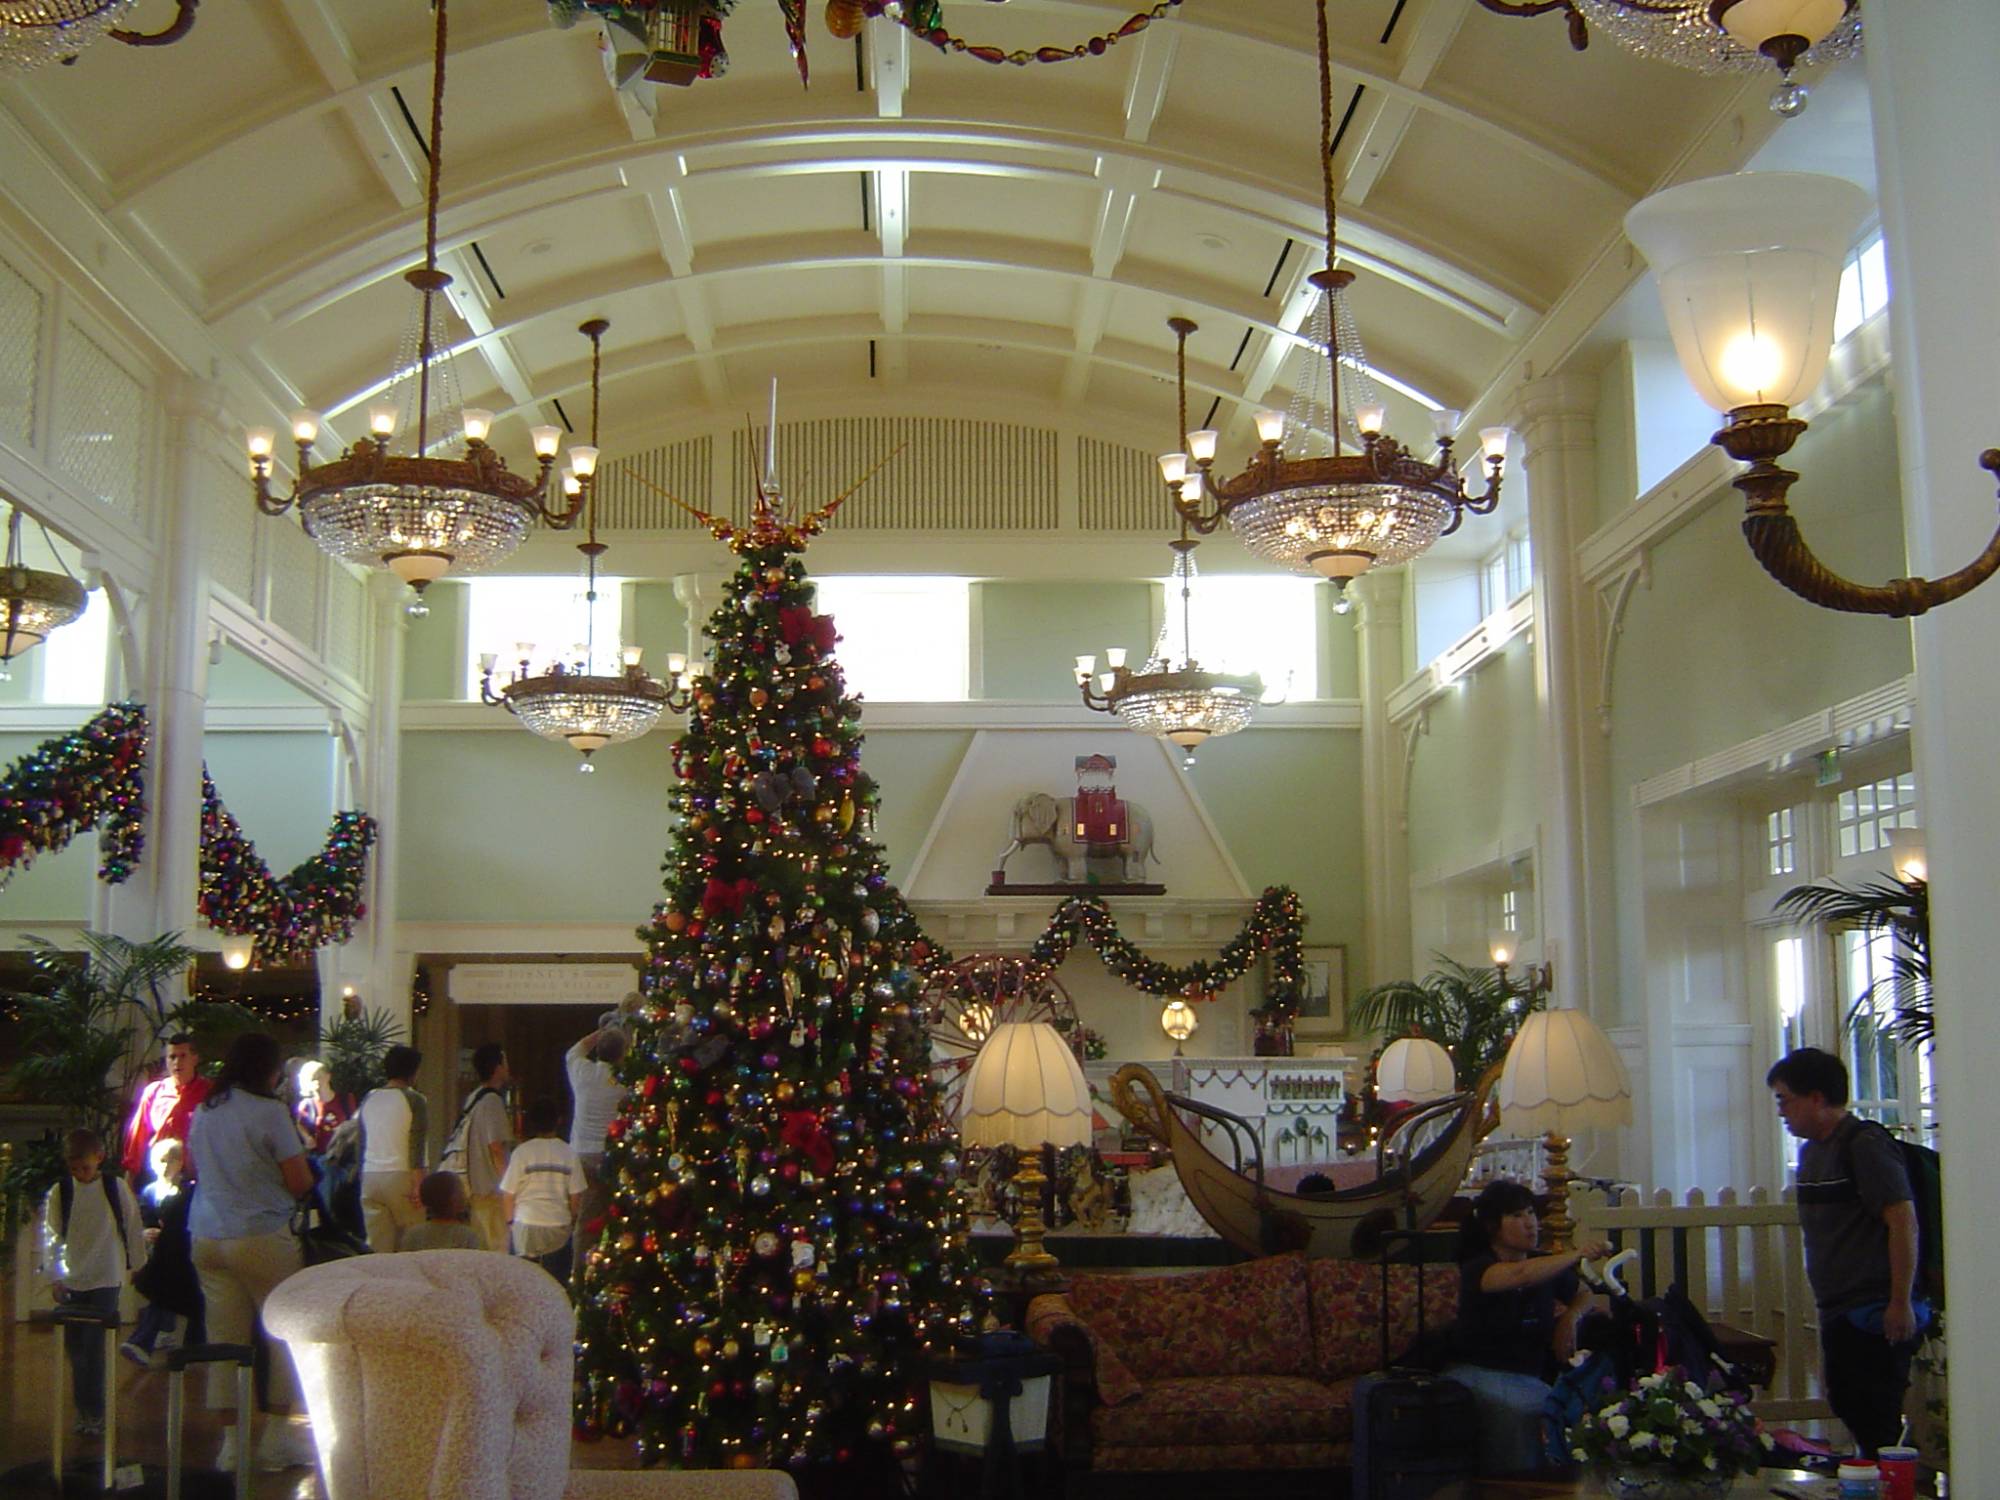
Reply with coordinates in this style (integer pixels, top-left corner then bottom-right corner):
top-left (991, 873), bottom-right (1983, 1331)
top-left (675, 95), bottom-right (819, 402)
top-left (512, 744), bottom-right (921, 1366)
top-left (109, 0), bottom-right (198, 47)
top-left (1471, 0), bottom-right (1591, 50)
top-left (1737, 450), bottom-right (2000, 619)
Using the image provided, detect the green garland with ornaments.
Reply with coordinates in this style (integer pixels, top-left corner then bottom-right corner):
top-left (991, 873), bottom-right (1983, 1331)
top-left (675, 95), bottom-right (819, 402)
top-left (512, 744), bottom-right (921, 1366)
top-left (897, 884), bottom-right (1306, 1011)
top-left (196, 771), bottom-right (378, 967)
top-left (0, 701), bottom-right (148, 887)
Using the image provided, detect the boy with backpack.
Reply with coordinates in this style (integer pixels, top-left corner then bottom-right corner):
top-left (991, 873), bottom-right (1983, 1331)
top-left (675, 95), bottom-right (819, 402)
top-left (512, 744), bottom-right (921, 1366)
top-left (1769, 1047), bottom-right (1935, 1457)
top-left (439, 1042), bottom-right (513, 1251)
top-left (40, 1127), bottom-right (146, 1435)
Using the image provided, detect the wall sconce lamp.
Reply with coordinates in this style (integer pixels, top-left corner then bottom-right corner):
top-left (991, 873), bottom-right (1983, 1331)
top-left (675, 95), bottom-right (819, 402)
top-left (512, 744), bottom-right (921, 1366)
top-left (1626, 171), bottom-right (2000, 618)
top-left (1489, 930), bottom-right (1552, 998)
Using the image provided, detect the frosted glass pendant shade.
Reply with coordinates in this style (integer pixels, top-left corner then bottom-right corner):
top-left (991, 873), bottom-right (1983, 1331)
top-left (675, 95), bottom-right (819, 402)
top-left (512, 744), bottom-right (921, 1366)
top-left (1624, 172), bottom-right (1870, 412)
top-left (1713, 0), bottom-right (1849, 52)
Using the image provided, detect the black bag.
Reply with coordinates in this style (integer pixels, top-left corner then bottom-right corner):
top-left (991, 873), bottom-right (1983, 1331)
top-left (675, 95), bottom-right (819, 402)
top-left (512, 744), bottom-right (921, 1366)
top-left (292, 1195), bottom-right (370, 1265)
top-left (1354, 1228), bottom-right (1476, 1500)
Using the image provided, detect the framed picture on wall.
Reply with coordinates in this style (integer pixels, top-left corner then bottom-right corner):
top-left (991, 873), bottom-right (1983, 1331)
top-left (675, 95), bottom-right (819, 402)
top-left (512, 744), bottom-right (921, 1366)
top-left (1291, 945), bottom-right (1347, 1039)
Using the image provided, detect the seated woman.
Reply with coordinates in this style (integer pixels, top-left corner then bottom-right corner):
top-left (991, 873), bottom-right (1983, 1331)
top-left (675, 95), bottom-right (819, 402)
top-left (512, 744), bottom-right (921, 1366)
top-left (1442, 1179), bottom-right (1608, 1476)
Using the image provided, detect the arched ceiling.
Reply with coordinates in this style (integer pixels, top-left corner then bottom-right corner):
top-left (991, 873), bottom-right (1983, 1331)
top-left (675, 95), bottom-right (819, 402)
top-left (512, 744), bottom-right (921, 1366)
top-left (1, 0), bottom-right (1767, 522)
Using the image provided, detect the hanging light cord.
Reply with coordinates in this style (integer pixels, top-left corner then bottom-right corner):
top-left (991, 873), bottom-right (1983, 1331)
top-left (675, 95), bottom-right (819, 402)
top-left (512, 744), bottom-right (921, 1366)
top-left (1169, 320), bottom-right (1200, 670)
top-left (582, 322), bottom-right (605, 670)
top-left (1315, 0), bottom-right (1348, 456)
top-left (414, 0), bottom-right (450, 456)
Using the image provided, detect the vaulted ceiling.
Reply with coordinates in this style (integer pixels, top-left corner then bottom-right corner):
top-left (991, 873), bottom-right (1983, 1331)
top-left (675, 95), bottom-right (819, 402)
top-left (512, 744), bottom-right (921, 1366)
top-left (1, 0), bottom-right (1795, 558)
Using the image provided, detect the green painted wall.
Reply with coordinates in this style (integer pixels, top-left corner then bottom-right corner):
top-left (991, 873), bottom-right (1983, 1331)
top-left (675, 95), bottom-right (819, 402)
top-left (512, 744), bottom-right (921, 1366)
top-left (397, 730), bottom-right (680, 922)
top-left (1603, 378), bottom-right (1910, 1025)
top-left (402, 582), bottom-right (468, 700)
top-left (630, 581), bottom-right (691, 673)
top-left (1404, 632), bottom-right (1541, 881)
top-left (203, 731), bottom-right (336, 874)
top-left (208, 644), bottom-right (316, 705)
top-left (974, 581), bottom-right (1154, 700)
top-left (848, 729), bottom-right (975, 885)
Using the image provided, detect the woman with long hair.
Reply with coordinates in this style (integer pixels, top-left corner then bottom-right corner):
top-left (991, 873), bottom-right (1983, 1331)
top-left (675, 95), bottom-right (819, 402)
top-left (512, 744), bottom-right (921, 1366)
top-left (186, 1031), bottom-right (318, 1472)
top-left (1441, 1179), bottom-right (1608, 1476)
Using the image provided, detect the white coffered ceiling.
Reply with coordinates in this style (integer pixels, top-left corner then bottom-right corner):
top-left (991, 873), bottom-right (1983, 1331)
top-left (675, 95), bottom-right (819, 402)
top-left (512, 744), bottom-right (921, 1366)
top-left (0, 0), bottom-right (1826, 558)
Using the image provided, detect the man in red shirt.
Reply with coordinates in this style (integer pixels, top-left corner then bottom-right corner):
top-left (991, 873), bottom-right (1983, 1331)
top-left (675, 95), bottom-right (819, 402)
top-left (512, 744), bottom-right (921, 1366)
top-left (122, 1034), bottom-right (210, 1183)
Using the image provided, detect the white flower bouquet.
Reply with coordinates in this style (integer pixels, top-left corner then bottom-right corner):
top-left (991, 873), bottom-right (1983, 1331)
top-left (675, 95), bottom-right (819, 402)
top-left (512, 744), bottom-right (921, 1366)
top-left (1567, 1370), bottom-right (1771, 1488)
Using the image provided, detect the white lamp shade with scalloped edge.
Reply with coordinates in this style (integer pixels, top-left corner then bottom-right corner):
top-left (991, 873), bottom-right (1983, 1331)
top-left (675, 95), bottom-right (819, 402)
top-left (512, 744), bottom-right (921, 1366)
top-left (959, 1021), bottom-right (1094, 1150)
top-left (1496, 1008), bottom-right (1634, 1136)
top-left (1624, 171), bottom-right (1870, 413)
top-left (1376, 1037), bottom-right (1456, 1104)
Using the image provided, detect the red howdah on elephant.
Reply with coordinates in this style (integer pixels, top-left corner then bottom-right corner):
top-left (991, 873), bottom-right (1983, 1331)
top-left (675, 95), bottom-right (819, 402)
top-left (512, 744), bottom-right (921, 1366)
top-left (994, 790), bottom-right (1159, 885)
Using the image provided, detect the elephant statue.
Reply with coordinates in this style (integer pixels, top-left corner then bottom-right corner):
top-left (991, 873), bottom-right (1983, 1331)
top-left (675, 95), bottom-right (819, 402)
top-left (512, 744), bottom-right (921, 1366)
top-left (996, 791), bottom-right (1159, 884)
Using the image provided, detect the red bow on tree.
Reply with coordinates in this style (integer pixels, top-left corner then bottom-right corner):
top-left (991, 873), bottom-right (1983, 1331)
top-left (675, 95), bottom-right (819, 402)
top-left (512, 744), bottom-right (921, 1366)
top-left (779, 606), bottom-right (838, 656)
top-left (780, 1109), bottom-right (835, 1175)
top-left (700, 876), bottom-right (756, 916)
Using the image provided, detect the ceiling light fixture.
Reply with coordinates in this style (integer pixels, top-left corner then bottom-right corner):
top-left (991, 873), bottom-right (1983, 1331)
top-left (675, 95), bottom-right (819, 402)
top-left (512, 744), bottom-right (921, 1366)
top-left (0, 508), bottom-right (86, 666)
top-left (246, 0), bottom-right (589, 609)
top-left (1475, 0), bottom-right (1859, 116)
top-left (1625, 171), bottom-right (2000, 617)
top-left (1169, 0), bottom-right (1507, 609)
top-left (480, 319), bottom-right (681, 771)
top-left (0, 0), bottom-right (196, 77)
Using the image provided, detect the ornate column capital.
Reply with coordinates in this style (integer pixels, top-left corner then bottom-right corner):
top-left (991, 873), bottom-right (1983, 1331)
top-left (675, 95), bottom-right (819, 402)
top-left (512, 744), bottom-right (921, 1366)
top-left (1510, 371), bottom-right (1600, 451)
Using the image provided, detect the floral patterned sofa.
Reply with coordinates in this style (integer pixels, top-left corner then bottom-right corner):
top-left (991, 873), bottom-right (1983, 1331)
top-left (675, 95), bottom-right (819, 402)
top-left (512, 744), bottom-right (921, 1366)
top-left (1026, 1251), bottom-right (1457, 1480)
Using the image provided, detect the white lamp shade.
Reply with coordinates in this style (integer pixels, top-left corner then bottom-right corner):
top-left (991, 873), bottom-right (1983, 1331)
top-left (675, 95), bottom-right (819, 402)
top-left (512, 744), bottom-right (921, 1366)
top-left (1496, 1008), bottom-right (1633, 1136)
top-left (1377, 1037), bottom-right (1456, 1104)
top-left (1714, 0), bottom-right (1849, 51)
top-left (959, 1021), bottom-right (1093, 1150)
top-left (1624, 172), bottom-right (1870, 413)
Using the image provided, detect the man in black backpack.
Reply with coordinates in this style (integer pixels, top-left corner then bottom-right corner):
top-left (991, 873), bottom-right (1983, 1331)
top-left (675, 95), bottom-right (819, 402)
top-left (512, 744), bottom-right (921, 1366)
top-left (1769, 1047), bottom-right (1929, 1457)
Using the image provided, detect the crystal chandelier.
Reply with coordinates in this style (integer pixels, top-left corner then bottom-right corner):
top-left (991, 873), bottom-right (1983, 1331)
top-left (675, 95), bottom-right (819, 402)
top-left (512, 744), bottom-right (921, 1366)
top-left (479, 319), bottom-right (687, 771)
top-left (1170, 0), bottom-right (1508, 609)
top-left (246, 0), bottom-right (589, 608)
top-left (0, 0), bottom-right (195, 77)
top-left (0, 507), bottom-right (86, 664)
top-left (1475, 0), bottom-right (1860, 116)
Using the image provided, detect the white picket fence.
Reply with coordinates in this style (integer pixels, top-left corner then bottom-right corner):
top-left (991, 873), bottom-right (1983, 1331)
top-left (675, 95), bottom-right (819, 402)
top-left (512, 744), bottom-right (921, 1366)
top-left (1569, 1185), bottom-right (1830, 1424)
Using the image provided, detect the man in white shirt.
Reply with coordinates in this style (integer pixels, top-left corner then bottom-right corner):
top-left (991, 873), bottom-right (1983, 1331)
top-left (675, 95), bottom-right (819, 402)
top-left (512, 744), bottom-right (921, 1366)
top-left (565, 1023), bottom-right (629, 1234)
top-left (443, 1042), bottom-right (513, 1252)
top-left (356, 1045), bottom-right (428, 1252)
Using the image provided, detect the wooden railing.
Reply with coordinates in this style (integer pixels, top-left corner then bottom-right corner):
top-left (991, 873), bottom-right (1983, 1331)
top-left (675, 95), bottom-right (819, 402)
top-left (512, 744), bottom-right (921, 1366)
top-left (1570, 1185), bottom-right (1829, 1424)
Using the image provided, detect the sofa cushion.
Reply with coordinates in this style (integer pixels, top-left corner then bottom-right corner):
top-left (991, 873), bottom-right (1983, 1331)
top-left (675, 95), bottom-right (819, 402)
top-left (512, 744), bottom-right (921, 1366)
top-left (1091, 1374), bottom-right (1348, 1454)
top-left (1025, 1292), bottom-right (1144, 1406)
top-left (1305, 1257), bottom-right (1459, 1384)
top-left (1068, 1253), bottom-right (1313, 1380)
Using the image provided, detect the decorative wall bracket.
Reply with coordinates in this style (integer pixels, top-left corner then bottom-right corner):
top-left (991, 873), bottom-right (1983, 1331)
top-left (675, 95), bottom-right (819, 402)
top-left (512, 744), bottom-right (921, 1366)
top-left (1595, 553), bottom-right (1649, 736)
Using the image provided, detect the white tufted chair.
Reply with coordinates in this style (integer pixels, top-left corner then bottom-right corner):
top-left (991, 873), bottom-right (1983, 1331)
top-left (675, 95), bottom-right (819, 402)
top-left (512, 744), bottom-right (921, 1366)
top-left (264, 1250), bottom-right (797, 1500)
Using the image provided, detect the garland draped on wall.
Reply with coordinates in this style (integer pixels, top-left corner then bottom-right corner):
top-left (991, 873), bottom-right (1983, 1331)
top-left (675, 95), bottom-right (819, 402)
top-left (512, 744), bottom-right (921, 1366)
top-left (861, 0), bottom-right (1184, 67)
top-left (0, 702), bottom-right (147, 887)
top-left (197, 772), bottom-right (378, 966)
top-left (900, 885), bottom-right (1306, 1012)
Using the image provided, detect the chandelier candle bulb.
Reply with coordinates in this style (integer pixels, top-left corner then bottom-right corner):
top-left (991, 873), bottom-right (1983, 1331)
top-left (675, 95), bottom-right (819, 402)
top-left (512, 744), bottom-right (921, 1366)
top-left (459, 408), bottom-right (493, 444)
top-left (1104, 648), bottom-right (1126, 669)
top-left (1254, 409), bottom-right (1286, 444)
top-left (530, 425), bottom-right (563, 458)
top-left (1074, 654), bottom-right (1095, 679)
top-left (667, 652), bottom-right (689, 678)
top-left (569, 445), bottom-right (599, 477)
top-left (1431, 408), bottom-right (1462, 442)
top-left (1186, 429), bottom-right (1219, 464)
top-left (290, 410), bottom-right (320, 444)
top-left (245, 428), bottom-right (275, 460)
top-left (1355, 403), bottom-right (1387, 436)
top-left (1479, 427), bottom-right (1510, 461)
top-left (1158, 452), bottom-right (1188, 485)
top-left (367, 403), bottom-right (398, 437)
top-left (622, 646), bottom-right (644, 668)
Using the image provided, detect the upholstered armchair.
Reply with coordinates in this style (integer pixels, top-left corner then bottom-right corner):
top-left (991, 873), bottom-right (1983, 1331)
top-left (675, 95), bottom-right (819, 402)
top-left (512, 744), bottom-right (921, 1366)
top-left (264, 1250), bottom-right (796, 1500)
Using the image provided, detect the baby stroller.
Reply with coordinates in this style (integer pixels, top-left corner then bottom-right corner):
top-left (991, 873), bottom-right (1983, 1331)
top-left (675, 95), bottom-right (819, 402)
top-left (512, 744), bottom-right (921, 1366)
top-left (1541, 1249), bottom-right (1755, 1466)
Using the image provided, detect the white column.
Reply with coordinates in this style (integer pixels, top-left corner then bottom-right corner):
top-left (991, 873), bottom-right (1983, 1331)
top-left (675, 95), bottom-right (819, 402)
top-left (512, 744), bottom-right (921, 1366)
top-left (328, 571), bottom-right (410, 1037)
top-left (673, 572), bottom-right (726, 668)
top-left (1866, 7), bottom-right (2000, 1492)
top-left (1351, 570), bottom-right (1410, 986)
top-left (1514, 374), bottom-right (1613, 1015)
top-left (105, 377), bottom-right (217, 943)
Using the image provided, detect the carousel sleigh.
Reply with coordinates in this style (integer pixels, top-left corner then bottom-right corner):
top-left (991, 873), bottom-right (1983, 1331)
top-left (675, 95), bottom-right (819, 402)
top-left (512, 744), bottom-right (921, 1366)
top-left (1109, 1062), bottom-right (1502, 1259)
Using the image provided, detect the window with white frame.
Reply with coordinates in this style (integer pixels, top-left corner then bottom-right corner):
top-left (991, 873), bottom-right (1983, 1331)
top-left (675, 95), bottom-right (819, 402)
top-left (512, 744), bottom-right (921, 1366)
top-left (1479, 532), bottom-right (1532, 617)
top-left (1835, 772), bottom-right (1917, 858)
top-left (1500, 888), bottom-right (1520, 935)
top-left (1832, 233), bottom-right (1889, 344)
top-left (462, 576), bottom-right (625, 698)
top-left (1766, 805), bottom-right (1798, 878)
top-left (37, 589), bottom-right (110, 705)
top-left (810, 576), bottom-right (969, 701)
top-left (1153, 572), bottom-right (1319, 700)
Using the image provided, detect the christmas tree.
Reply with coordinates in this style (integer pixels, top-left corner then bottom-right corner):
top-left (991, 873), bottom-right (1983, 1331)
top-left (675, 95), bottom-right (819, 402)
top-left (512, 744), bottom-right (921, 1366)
top-left (575, 479), bottom-right (977, 1477)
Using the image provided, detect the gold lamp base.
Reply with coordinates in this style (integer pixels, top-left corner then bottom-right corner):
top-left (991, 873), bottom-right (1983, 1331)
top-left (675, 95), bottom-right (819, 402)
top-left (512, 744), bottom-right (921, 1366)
top-left (1005, 1151), bottom-right (1060, 1274)
top-left (1540, 1129), bottom-right (1576, 1252)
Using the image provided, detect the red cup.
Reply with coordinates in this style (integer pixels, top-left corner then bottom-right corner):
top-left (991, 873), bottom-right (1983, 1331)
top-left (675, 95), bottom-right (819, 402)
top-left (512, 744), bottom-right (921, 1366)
top-left (1877, 1445), bottom-right (1919, 1500)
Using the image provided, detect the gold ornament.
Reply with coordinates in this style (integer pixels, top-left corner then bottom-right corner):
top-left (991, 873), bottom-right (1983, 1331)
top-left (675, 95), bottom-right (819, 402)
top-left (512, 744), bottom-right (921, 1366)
top-left (825, 0), bottom-right (866, 41)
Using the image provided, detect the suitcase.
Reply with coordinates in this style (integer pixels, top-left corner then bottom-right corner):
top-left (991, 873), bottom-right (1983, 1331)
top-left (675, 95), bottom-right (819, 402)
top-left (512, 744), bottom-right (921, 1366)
top-left (1351, 1226), bottom-right (1476, 1500)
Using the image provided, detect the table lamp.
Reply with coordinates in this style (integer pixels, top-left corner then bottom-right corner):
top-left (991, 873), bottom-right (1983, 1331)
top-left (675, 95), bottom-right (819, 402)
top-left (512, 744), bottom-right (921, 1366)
top-left (1495, 1007), bottom-right (1632, 1250)
top-left (1376, 1036), bottom-right (1456, 1105)
top-left (960, 1021), bottom-right (1094, 1273)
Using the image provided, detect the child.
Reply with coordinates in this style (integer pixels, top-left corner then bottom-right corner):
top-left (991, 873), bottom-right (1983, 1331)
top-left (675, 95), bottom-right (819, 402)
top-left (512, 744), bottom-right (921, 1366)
top-left (398, 1170), bottom-right (483, 1251)
top-left (121, 1136), bottom-right (187, 1367)
top-left (41, 1127), bottom-right (146, 1436)
top-left (499, 1098), bottom-right (588, 1285)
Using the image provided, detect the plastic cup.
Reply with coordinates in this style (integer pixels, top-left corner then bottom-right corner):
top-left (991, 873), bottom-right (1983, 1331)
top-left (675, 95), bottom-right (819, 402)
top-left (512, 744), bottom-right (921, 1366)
top-left (1877, 1446), bottom-right (1919, 1500)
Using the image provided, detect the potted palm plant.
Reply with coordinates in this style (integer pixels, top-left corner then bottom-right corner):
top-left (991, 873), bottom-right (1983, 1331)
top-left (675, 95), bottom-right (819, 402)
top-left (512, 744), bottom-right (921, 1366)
top-left (1349, 955), bottom-right (1549, 1086)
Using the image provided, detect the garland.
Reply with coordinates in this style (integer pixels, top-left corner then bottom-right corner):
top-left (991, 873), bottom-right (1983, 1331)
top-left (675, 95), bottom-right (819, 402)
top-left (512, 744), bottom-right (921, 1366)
top-left (197, 771), bottom-right (378, 966)
top-left (902, 884), bottom-right (1306, 1011)
top-left (0, 702), bottom-right (147, 887)
top-left (862, 0), bottom-right (1183, 65)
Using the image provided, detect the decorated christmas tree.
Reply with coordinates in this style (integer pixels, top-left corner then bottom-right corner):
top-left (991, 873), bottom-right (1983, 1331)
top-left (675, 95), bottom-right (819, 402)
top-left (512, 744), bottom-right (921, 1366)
top-left (575, 477), bottom-right (977, 1477)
